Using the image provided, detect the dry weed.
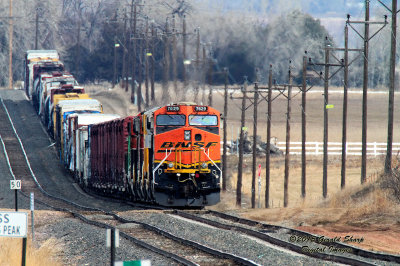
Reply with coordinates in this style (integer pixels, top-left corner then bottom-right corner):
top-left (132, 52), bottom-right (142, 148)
top-left (0, 237), bottom-right (62, 266)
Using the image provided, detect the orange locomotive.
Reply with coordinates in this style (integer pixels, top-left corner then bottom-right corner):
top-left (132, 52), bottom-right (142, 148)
top-left (87, 102), bottom-right (221, 207)
top-left (150, 103), bottom-right (221, 206)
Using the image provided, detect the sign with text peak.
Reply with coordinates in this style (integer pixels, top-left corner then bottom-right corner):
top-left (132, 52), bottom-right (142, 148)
top-left (0, 211), bottom-right (27, 238)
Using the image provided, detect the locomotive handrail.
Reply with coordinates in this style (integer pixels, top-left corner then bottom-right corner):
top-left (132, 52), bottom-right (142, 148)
top-left (152, 148), bottom-right (172, 184)
top-left (201, 147), bottom-right (222, 177)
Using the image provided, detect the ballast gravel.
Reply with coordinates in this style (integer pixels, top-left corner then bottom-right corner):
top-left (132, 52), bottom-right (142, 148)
top-left (120, 212), bottom-right (338, 266)
top-left (34, 216), bottom-right (179, 266)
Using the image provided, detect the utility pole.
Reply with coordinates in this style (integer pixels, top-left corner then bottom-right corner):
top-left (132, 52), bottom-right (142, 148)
top-left (207, 47), bottom-right (213, 106)
top-left (299, 52), bottom-right (321, 198)
top-left (172, 15), bottom-right (178, 98)
top-left (301, 55), bottom-right (307, 198)
top-left (31, 6), bottom-right (44, 50)
top-left (131, 2), bottom-right (137, 103)
top-left (308, 33), bottom-right (363, 196)
top-left (347, 2), bottom-right (387, 183)
top-left (9, 0), bottom-right (13, 90)
top-left (122, 10), bottom-right (128, 91)
top-left (194, 28), bottom-right (200, 103)
top-left (202, 45), bottom-right (207, 105)
top-left (127, 0), bottom-right (133, 92)
top-left (284, 63), bottom-right (293, 207)
top-left (236, 81), bottom-right (247, 207)
top-left (113, 35), bottom-right (118, 89)
top-left (342, 22), bottom-right (349, 189)
top-left (35, 9), bottom-right (39, 49)
top-left (265, 65), bottom-right (273, 208)
top-left (379, 0), bottom-right (399, 173)
top-left (230, 70), bottom-right (284, 208)
top-left (145, 16), bottom-right (149, 107)
top-left (182, 15), bottom-right (188, 93)
top-left (75, 12), bottom-right (83, 80)
top-left (151, 22), bottom-right (155, 102)
top-left (137, 35), bottom-right (143, 111)
top-left (323, 41), bottom-right (329, 198)
top-left (162, 18), bottom-right (170, 103)
top-left (361, 0), bottom-right (370, 184)
top-left (251, 69), bottom-right (259, 208)
top-left (222, 68), bottom-right (229, 192)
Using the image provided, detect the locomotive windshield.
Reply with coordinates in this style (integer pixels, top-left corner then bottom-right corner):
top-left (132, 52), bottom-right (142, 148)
top-left (156, 114), bottom-right (186, 126)
top-left (189, 115), bottom-right (218, 126)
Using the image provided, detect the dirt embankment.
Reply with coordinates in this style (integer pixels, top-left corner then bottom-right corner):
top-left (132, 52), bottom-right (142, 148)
top-left (223, 178), bottom-right (400, 255)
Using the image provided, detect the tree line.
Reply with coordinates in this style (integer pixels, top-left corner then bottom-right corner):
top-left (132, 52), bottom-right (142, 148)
top-left (0, 0), bottom-right (395, 88)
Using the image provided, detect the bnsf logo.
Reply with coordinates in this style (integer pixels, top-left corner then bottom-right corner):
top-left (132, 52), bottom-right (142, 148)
top-left (160, 141), bottom-right (217, 149)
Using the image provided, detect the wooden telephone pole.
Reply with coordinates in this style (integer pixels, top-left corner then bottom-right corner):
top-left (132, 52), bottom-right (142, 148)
top-left (347, 1), bottom-right (387, 183)
top-left (8, 0), bottom-right (13, 90)
top-left (378, 0), bottom-right (399, 173)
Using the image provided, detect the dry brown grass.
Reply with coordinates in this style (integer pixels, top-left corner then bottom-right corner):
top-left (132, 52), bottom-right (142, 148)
top-left (90, 82), bottom-right (398, 220)
top-left (0, 210), bottom-right (68, 265)
top-left (0, 237), bottom-right (62, 266)
top-left (212, 155), bottom-right (385, 210)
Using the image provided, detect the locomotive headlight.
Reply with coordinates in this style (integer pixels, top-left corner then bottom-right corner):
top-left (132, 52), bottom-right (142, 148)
top-left (168, 162), bottom-right (174, 168)
top-left (184, 130), bottom-right (191, 140)
top-left (201, 162), bottom-right (208, 169)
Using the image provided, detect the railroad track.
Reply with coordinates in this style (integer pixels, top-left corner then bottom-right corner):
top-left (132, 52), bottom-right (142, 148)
top-left (2, 93), bottom-right (400, 265)
top-left (0, 96), bottom-right (257, 265)
top-left (169, 210), bottom-right (400, 266)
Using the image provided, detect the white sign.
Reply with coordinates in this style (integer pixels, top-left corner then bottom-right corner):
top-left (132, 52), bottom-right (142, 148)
top-left (30, 193), bottom-right (34, 211)
top-left (0, 212), bottom-right (27, 237)
top-left (10, 180), bottom-right (21, 190)
top-left (106, 228), bottom-right (119, 247)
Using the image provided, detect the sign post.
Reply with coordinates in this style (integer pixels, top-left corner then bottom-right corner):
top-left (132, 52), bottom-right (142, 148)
top-left (30, 192), bottom-right (34, 241)
top-left (107, 228), bottom-right (119, 266)
top-left (257, 164), bottom-right (262, 208)
top-left (10, 180), bottom-right (21, 211)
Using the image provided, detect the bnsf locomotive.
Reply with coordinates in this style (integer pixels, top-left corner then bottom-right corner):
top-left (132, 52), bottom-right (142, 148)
top-left (88, 103), bottom-right (221, 206)
top-left (24, 50), bottom-right (221, 207)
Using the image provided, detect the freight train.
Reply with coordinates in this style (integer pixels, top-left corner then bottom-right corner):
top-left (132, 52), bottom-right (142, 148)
top-left (23, 50), bottom-right (221, 207)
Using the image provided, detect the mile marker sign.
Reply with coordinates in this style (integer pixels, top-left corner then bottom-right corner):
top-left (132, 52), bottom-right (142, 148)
top-left (10, 180), bottom-right (21, 190)
top-left (0, 211), bottom-right (27, 238)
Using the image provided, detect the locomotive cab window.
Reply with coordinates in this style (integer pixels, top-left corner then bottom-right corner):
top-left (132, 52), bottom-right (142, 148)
top-left (188, 115), bottom-right (218, 126)
top-left (156, 114), bottom-right (186, 133)
top-left (156, 114), bottom-right (186, 126)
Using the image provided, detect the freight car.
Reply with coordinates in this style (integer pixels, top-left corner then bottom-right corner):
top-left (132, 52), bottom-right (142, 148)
top-left (85, 103), bottom-right (221, 206)
top-left (24, 50), bottom-right (64, 99)
top-left (24, 50), bottom-right (221, 207)
top-left (64, 113), bottom-right (120, 179)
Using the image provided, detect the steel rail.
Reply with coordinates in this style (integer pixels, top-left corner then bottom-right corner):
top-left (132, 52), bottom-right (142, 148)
top-left (0, 96), bottom-right (257, 265)
top-left (0, 99), bottom-right (196, 265)
top-left (206, 210), bottom-right (400, 264)
top-left (173, 210), bottom-right (395, 266)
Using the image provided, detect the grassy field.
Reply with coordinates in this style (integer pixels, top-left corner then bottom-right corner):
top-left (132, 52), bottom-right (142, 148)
top-left (87, 83), bottom-right (400, 209)
top-left (205, 86), bottom-right (400, 209)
